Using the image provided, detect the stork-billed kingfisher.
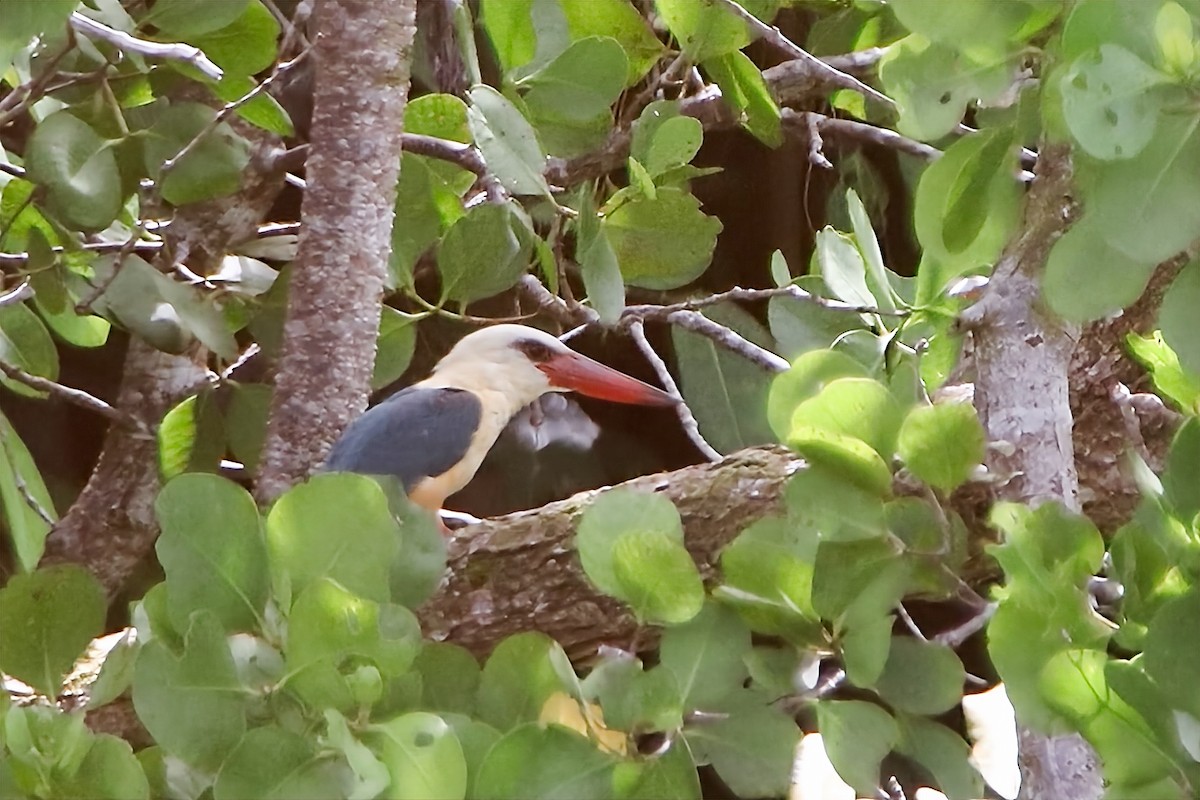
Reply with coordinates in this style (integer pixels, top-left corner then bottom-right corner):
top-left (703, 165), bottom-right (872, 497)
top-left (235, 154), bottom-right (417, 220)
top-left (324, 324), bottom-right (676, 512)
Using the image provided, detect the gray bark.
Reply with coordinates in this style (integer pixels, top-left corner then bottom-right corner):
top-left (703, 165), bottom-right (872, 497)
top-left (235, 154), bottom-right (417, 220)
top-left (255, 0), bottom-right (418, 502)
top-left (960, 144), bottom-right (1104, 800)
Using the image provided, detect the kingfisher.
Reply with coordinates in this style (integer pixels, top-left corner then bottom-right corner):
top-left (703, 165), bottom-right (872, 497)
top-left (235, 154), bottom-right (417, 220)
top-left (324, 324), bottom-right (677, 514)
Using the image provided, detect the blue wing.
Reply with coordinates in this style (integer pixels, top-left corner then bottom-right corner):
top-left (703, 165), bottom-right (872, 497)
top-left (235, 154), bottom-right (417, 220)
top-left (323, 386), bottom-right (482, 491)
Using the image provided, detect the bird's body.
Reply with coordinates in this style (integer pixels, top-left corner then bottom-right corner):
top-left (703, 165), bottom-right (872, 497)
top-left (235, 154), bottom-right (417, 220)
top-left (324, 324), bottom-right (675, 512)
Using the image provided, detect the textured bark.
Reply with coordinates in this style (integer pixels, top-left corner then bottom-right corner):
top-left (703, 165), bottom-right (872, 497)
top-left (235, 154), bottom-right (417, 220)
top-left (420, 446), bottom-right (801, 660)
top-left (255, 0), bottom-right (418, 502)
top-left (40, 108), bottom-right (284, 598)
top-left (960, 144), bottom-right (1104, 800)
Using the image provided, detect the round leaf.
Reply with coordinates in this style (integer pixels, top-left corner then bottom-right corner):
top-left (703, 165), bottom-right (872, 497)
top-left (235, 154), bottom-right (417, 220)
top-left (787, 425), bottom-right (894, 497)
top-left (897, 401), bottom-right (985, 492)
top-left (790, 377), bottom-right (903, 460)
top-left (25, 111), bottom-right (122, 231)
top-left (373, 713), bottom-right (468, 800)
top-left (767, 349), bottom-right (868, 438)
top-left (612, 530), bottom-right (704, 625)
top-left (816, 700), bottom-right (899, 795)
top-left (474, 723), bottom-right (616, 800)
top-left (874, 637), bottom-right (965, 714)
top-left (213, 726), bottom-right (343, 800)
top-left (603, 187), bottom-right (722, 290)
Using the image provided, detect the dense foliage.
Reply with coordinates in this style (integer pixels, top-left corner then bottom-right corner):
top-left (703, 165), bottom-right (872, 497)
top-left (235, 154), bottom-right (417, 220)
top-left (3, 0), bottom-right (1200, 799)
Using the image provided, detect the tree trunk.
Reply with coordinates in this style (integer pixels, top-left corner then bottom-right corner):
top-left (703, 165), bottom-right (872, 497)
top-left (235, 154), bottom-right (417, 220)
top-left (256, 0), bottom-right (418, 503)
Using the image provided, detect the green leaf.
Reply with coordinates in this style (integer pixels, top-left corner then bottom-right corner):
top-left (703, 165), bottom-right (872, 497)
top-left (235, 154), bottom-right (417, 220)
top-left (475, 723), bottom-right (616, 800)
top-left (522, 36), bottom-right (627, 120)
top-left (0, 302), bottom-right (57, 399)
top-left (1162, 418), bottom-right (1200, 519)
top-left (790, 377), bottom-right (902, 460)
top-left (659, 603), bottom-right (751, 710)
top-left (616, 740), bottom-right (700, 800)
top-left (383, 492), bottom-right (448, 610)
top-left (0, 410), bottom-right (56, 571)
top-left (683, 695), bottom-right (800, 797)
top-left (577, 488), bottom-right (684, 601)
top-left (371, 713), bottom-right (467, 800)
top-left (788, 426), bottom-right (894, 498)
top-left (671, 304), bottom-right (776, 453)
top-left (1127, 330), bottom-right (1200, 413)
top-left (414, 643), bottom-right (481, 716)
top-left (897, 401), bottom-right (985, 492)
top-left (467, 85), bottom-right (550, 197)
top-left (1040, 649), bottom-right (1176, 788)
top-left (36, 296), bottom-right (111, 349)
top-left (188, 0), bottom-right (280, 76)
top-left (146, 0), bottom-right (249, 37)
top-left (155, 473), bottom-right (268, 633)
top-left (656, 0), bottom-right (758, 61)
top-left (286, 579), bottom-right (420, 711)
top-left (59, 733), bottom-right (151, 800)
top-left (718, 517), bottom-right (820, 642)
top-left (846, 189), bottom-right (899, 313)
top-left (132, 611), bottom-right (247, 770)
top-left (1144, 589), bottom-right (1200, 720)
top-left (25, 111), bottom-right (122, 231)
top-left (817, 700), bottom-right (898, 795)
top-left (585, 658), bottom-right (683, 734)
top-left (0, 565), bottom-right (104, 696)
top-left (912, 127), bottom-right (1020, 278)
top-left (701, 50), bottom-right (782, 147)
top-left (895, 714), bottom-right (983, 800)
top-left (811, 537), bottom-right (906, 620)
top-left (1087, 114), bottom-right (1200, 266)
top-left (630, 102), bottom-right (704, 178)
top-left (0, 1), bottom-right (75, 74)
top-left (213, 726), bottom-right (344, 800)
top-left (767, 348), bottom-right (868, 438)
top-left (143, 102), bottom-right (251, 206)
top-left (1158, 1), bottom-right (1196, 75)
top-left (559, 0), bottom-right (663, 84)
top-left (1160, 260), bottom-right (1200, 375)
top-left (480, 0), bottom-right (556, 76)
top-left (611, 529), bottom-right (705, 625)
top-left (579, 229), bottom-right (625, 326)
top-left (266, 473), bottom-right (401, 606)
top-left (878, 35), bottom-right (1015, 141)
top-left (477, 632), bottom-right (572, 731)
top-left (874, 637), bottom-right (965, 714)
top-left (604, 187), bottom-right (722, 290)
top-left (1044, 213), bottom-right (1159, 321)
top-left (437, 202), bottom-right (529, 305)
top-left (372, 307), bottom-right (418, 390)
top-left (390, 154), bottom-right (457, 286)
top-left (787, 465), bottom-right (887, 541)
top-left (87, 630), bottom-right (138, 710)
top-left (1062, 44), bottom-right (1168, 160)
top-left (225, 383), bottom-right (270, 473)
top-left (815, 227), bottom-right (876, 309)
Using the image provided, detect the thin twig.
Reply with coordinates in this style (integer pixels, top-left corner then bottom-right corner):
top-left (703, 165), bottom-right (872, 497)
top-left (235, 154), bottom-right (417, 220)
top-left (401, 133), bottom-right (488, 177)
top-left (160, 48), bottom-right (311, 180)
top-left (663, 310), bottom-right (789, 373)
top-left (0, 39), bottom-right (77, 129)
top-left (934, 602), bottom-right (997, 649)
top-left (0, 281), bottom-right (33, 308)
top-left (517, 274), bottom-right (597, 330)
top-left (626, 284), bottom-right (909, 319)
top-left (708, 0), bottom-right (895, 109)
top-left (0, 163), bottom-right (25, 180)
top-left (802, 112), bottom-right (834, 170)
top-left (0, 361), bottom-right (148, 434)
top-left (629, 319), bottom-right (722, 462)
top-left (896, 603), bottom-right (928, 642)
top-left (785, 110), bottom-right (942, 163)
top-left (69, 13), bottom-right (222, 81)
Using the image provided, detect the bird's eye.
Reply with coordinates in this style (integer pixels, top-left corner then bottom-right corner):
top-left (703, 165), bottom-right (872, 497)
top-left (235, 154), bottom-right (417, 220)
top-left (514, 339), bottom-right (555, 362)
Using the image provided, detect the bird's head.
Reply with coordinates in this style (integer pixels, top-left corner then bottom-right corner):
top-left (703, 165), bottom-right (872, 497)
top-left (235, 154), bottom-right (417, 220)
top-left (430, 324), bottom-right (678, 410)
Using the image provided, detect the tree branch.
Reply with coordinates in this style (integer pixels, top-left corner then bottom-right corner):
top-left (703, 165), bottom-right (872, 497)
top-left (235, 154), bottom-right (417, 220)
top-left (628, 319), bottom-right (722, 462)
top-left (419, 446), bottom-right (801, 660)
top-left (0, 361), bottom-right (148, 434)
top-left (255, 0), bottom-right (419, 502)
top-left (68, 13), bottom-right (223, 81)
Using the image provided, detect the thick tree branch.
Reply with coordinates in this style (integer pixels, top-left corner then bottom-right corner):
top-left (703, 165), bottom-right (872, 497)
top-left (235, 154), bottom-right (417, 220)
top-left (255, 0), bottom-right (418, 502)
top-left (960, 144), bottom-right (1102, 800)
top-left (419, 446), bottom-right (800, 660)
